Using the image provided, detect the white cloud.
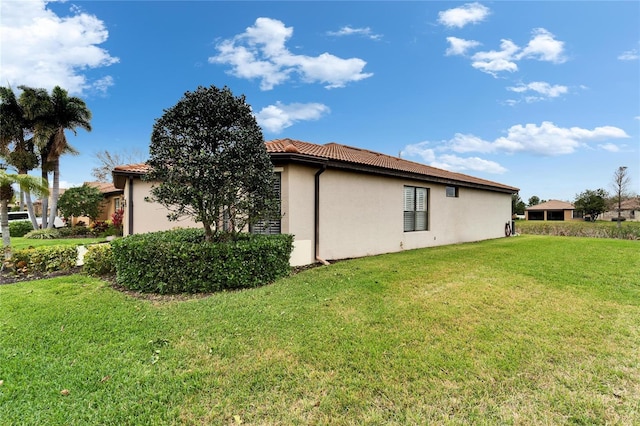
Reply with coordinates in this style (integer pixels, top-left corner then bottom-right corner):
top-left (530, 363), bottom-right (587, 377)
top-left (618, 49), bottom-right (639, 61)
top-left (255, 101), bottom-right (330, 133)
top-left (402, 142), bottom-right (436, 163)
top-left (402, 121), bottom-right (630, 174)
top-left (327, 26), bottom-right (382, 41)
top-left (448, 133), bottom-right (494, 153)
top-left (59, 180), bottom-right (83, 190)
top-left (455, 28), bottom-right (566, 76)
top-left (445, 37), bottom-right (481, 56)
top-left (432, 155), bottom-right (507, 174)
top-left (210, 17), bottom-right (373, 90)
top-left (0, 0), bottom-right (119, 95)
top-left (438, 2), bottom-right (490, 28)
top-left (471, 39), bottom-right (520, 75)
top-left (507, 81), bottom-right (568, 102)
top-left (516, 28), bottom-right (566, 63)
top-left (599, 143), bottom-right (620, 152)
top-left (494, 122), bottom-right (629, 155)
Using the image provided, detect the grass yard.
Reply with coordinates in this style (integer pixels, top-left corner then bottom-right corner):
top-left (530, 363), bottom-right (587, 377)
top-left (1, 235), bottom-right (639, 425)
top-left (9, 236), bottom-right (106, 251)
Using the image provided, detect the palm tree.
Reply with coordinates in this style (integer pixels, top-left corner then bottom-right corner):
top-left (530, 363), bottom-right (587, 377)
top-left (18, 86), bottom-right (92, 228)
top-left (16, 86), bottom-right (55, 226)
top-left (0, 86), bottom-right (41, 230)
top-left (1, 168), bottom-right (49, 259)
top-left (42, 86), bottom-right (92, 228)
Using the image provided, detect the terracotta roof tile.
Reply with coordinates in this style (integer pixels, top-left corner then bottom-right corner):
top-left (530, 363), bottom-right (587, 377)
top-left (84, 181), bottom-right (121, 194)
top-left (112, 139), bottom-right (519, 193)
top-left (113, 163), bottom-right (149, 174)
top-left (267, 138), bottom-right (518, 191)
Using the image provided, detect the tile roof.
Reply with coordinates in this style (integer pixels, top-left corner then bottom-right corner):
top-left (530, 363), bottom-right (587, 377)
top-left (620, 197), bottom-right (640, 210)
top-left (526, 199), bottom-right (574, 211)
top-left (113, 163), bottom-right (149, 174)
top-left (267, 138), bottom-right (518, 192)
top-left (84, 181), bottom-right (122, 194)
top-left (112, 139), bottom-right (519, 193)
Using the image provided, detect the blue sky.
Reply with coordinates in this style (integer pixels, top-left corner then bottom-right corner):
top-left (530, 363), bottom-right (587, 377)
top-left (1, 1), bottom-right (638, 203)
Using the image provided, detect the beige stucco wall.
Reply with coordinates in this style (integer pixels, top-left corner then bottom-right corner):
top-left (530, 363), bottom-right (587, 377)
top-left (121, 165), bottom-right (514, 267)
top-left (280, 164), bottom-right (316, 266)
top-left (122, 179), bottom-right (199, 235)
top-left (283, 165), bottom-right (514, 265)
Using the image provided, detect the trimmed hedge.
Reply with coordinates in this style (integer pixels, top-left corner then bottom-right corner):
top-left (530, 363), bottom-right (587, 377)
top-left (111, 229), bottom-right (294, 294)
top-left (83, 243), bottom-right (115, 276)
top-left (10, 246), bottom-right (78, 273)
top-left (9, 220), bottom-right (34, 237)
top-left (517, 221), bottom-right (640, 240)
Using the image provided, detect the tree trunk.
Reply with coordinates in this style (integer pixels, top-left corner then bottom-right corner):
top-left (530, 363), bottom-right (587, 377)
top-left (41, 168), bottom-right (49, 229)
top-left (48, 159), bottom-right (60, 229)
top-left (25, 191), bottom-right (38, 230)
top-left (1, 198), bottom-right (11, 260)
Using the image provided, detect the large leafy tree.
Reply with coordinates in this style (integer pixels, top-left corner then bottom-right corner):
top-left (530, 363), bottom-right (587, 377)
top-left (574, 188), bottom-right (608, 221)
top-left (512, 193), bottom-right (526, 215)
top-left (0, 169), bottom-right (49, 259)
top-left (57, 184), bottom-right (104, 224)
top-left (146, 85), bottom-right (278, 242)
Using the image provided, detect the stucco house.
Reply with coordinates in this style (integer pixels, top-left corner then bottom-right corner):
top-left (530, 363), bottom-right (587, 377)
top-left (65, 182), bottom-right (124, 226)
top-left (601, 197), bottom-right (640, 222)
top-left (525, 200), bottom-right (577, 221)
top-left (113, 139), bottom-right (518, 266)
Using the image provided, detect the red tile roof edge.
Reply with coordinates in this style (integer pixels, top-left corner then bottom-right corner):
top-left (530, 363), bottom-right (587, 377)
top-left (112, 139), bottom-right (519, 193)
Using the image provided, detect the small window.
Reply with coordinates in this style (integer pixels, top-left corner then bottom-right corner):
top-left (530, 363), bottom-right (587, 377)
top-left (446, 186), bottom-right (458, 198)
top-left (404, 186), bottom-right (428, 232)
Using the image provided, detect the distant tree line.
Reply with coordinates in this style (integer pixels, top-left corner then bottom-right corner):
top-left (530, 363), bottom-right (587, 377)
top-left (512, 167), bottom-right (636, 226)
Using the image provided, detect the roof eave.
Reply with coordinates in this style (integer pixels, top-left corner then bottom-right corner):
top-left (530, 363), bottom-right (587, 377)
top-left (271, 152), bottom-right (518, 194)
top-left (112, 169), bottom-right (147, 189)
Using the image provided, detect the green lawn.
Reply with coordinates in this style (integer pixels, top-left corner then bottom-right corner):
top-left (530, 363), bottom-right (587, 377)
top-left (9, 236), bottom-right (106, 250)
top-left (1, 236), bottom-right (638, 425)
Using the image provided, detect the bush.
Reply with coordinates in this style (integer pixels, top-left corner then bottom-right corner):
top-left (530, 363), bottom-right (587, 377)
top-left (24, 229), bottom-right (61, 239)
top-left (517, 221), bottom-right (640, 240)
top-left (111, 229), bottom-right (294, 294)
top-left (9, 220), bottom-right (35, 237)
top-left (9, 245), bottom-right (78, 273)
top-left (90, 221), bottom-right (110, 234)
top-left (83, 243), bottom-right (115, 276)
top-left (58, 226), bottom-right (93, 238)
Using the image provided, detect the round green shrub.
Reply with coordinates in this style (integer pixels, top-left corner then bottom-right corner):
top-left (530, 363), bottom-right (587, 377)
top-left (9, 220), bottom-right (35, 237)
top-left (111, 229), bottom-right (293, 294)
top-left (24, 229), bottom-right (61, 239)
top-left (83, 243), bottom-right (115, 276)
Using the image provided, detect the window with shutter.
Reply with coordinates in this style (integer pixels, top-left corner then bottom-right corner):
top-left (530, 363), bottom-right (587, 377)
top-left (251, 172), bottom-right (281, 235)
top-left (404, 186), bottom-right (429, 232)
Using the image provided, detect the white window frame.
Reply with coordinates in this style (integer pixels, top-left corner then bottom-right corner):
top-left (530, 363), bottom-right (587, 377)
top-left (404, 186), bottom-right (428, 232)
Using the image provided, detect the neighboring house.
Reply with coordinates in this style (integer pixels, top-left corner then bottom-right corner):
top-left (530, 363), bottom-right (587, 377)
top-left (601, 197), bottom-right (640, 222)
top-left (67, 182), bottom-right (124, 226)
top-left (525, 200), bottom-right (577, 221)
top-left (85, 181), bottom-right (125, 222)
top-left (113, 138), bottom-right (519, 266)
